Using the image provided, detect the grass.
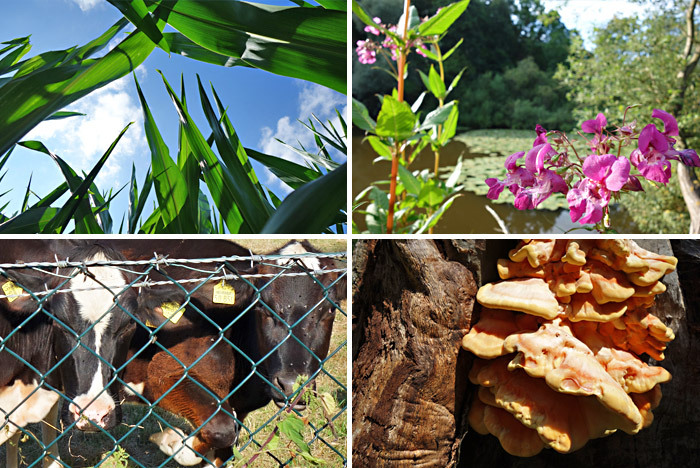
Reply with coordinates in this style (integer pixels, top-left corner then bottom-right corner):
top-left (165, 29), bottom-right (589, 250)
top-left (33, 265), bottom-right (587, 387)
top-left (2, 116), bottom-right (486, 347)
top-left (1, 239), bottom-right (348, 467)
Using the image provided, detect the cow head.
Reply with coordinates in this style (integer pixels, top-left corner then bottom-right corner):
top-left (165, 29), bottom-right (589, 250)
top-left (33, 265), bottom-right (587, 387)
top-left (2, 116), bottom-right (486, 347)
top-left (5, 243), bottom-right (139, 432)
top-left (252, 241), bottom-right (346, 410)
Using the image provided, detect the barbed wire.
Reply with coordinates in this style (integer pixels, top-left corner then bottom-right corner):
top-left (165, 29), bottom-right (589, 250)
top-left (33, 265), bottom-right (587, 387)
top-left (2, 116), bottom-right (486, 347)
top-left (0, 252), bottom-right (347, 301)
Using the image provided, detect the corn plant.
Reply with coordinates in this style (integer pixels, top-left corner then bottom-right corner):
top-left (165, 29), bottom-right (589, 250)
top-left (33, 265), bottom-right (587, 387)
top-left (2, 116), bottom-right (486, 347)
top-left (0, 0), bottom-right (346, 233)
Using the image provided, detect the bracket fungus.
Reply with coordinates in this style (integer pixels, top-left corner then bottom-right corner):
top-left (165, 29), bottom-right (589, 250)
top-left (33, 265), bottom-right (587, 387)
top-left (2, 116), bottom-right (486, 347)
top-left (462, 239), bottom-right (675, 456)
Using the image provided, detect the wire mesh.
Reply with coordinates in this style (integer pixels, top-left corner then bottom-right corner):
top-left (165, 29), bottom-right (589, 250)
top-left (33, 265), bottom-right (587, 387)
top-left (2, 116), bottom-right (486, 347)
top-left (0, 248), bottom-right (347, 468)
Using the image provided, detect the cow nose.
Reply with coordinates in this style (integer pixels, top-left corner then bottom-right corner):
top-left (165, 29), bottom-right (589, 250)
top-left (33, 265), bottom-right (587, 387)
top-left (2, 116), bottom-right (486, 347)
top-left (69, 396), bottom-right (117, 431)
top-left (274, 377), bottom-right (307, 410)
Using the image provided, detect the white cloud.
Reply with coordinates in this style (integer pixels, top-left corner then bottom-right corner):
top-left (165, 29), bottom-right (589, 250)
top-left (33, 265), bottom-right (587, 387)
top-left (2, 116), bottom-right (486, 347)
top-left (25, 68), bottom-right (147, 189)
top-left (70, 0), bottom-right (101, 12)
top-left (258, 84), bottom-right (347, 197)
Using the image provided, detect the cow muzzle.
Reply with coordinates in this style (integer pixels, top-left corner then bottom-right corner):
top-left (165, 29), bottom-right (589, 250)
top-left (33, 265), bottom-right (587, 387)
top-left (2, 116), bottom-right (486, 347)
top-left (273, 376), bottom-right (312, 411)
top-left (68, 392), bottom-right (118, 431)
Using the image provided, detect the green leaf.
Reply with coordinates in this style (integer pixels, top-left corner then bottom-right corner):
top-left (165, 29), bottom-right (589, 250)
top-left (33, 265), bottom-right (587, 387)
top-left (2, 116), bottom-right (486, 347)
top-left (375, 96), bottom-right (416, 141)
top-left (314, 0), bottom-right (346, 10)
top-left (352, 98), bottom-right (376, 132)
top-left (366, 136), bottom-right (392, 158)
top-left (152, 0), bottom-right (346, 93)
top-left (416, 194), bottom-right (461, 234)
top-left (418, 0), bottom-right (471, 36)
top-left (439, 103), bottom-right (459, 145)
top-left (417, 101), bottom-right (457, 133)
top-left (134, 74), bottom-right (193, 232)
top-left (175, 74), bottom-right (200, 231)
top-left (446, 67), bottom-right (466, 98)
top-left (0, 38), bottom-right (31, 76)
top-left (261, 163), bottom-right (346, 233)
top-left (442, 38), bottom-right (464, 61)
top-left (0, 18), bottom-right (161, 156)
top-left (278, 415), bottom-right (311, 455)
top-left (158, 71), bottom-right (250, 233)
top-left (418, 180), bottom-right (447, 207)
top-left (428, 64), bottom-right (446, 99)
top-left (106, 0), bottom-right (170, 53)
top-left (128, 163), bottom-right (154, 234)
top-left (397, 165), bottom-right (421, 195)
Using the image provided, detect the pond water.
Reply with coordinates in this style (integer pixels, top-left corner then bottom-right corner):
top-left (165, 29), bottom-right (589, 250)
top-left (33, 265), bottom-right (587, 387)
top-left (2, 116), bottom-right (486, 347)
top-left (352, 136), bottom-right (638, 234)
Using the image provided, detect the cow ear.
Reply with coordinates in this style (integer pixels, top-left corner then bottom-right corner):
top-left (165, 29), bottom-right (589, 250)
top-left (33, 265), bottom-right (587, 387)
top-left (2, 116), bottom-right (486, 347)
top-left (327, 272), bottom-right (347, 304)
top-left (1, 272), bottom-right (48, 316)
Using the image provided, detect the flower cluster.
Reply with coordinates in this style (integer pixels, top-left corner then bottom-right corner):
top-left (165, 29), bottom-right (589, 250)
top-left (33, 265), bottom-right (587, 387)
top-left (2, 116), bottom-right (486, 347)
top-left (355, 16), bottom-right (428, 65)
top-left (485, 109), bottom-right (700, 228)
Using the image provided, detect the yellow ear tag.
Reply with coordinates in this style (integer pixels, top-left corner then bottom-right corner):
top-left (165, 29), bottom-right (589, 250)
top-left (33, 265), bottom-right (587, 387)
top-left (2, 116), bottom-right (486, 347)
top-left (144, 319), bottom-right (158, 328)
top-left (213, 280), bottom-right (236, 305)
top-left (160, 302), bottom-right (184, 324)
top-left (2, 281), bottom-right (24, 303)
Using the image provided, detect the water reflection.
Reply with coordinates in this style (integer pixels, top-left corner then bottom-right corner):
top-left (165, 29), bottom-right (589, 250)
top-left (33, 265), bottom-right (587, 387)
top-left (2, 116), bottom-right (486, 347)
top-left (352, 136), bottom-right (638, 234)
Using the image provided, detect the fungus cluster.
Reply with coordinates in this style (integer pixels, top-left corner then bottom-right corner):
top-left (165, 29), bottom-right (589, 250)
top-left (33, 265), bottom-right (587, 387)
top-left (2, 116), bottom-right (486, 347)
top-left (462, 239), bottom-right (676, 456)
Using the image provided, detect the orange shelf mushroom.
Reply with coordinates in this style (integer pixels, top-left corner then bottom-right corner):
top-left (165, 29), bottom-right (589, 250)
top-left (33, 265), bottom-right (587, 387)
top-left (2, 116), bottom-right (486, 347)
top-left (462, 239), bottom-right (675, 457)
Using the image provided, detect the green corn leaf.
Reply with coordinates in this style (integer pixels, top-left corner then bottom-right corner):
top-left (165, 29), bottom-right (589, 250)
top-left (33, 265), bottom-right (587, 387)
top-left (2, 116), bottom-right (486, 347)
top-left (128, 165), bottom-right (154, 234)
top-left (314, 0), bottom-right (346, 10)
top-left (244, 147), bottom-right (320, 189)
top-left (134, 74), bottom-right (194, 232)
top-left (210, 84), bottom-right (265, 193)
top-left (106, 0), bottom-right (170, 53)
top-left (196, 74), bottom-right (274, 228)
top-left (150, 0), bottom-right (346, 93)
top-left (0, 38), bottom-right (31, 76)
top-left (0, 206), bottom-right (60, 233)
top-left (161, 32), bottom-right (241, 67)
top-left (175, 74), bottom-right (201, 232)
top-left (32, 182), bottom-right (69, 208)
top-left (261, 163), bottom-right (346, 233)
top-left (159, 71), bottom-right (250, 233)
top-left (0, 18), bottom-right (161, 156)
top-left (46, 111), bottom-right (86, 121)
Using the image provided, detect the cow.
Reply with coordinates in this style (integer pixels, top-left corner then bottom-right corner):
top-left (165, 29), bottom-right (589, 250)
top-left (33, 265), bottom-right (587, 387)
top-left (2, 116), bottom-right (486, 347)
top-left (107, 240), bottom-right (346, 467)
top-left (0, 240), bottom-right (140, 468)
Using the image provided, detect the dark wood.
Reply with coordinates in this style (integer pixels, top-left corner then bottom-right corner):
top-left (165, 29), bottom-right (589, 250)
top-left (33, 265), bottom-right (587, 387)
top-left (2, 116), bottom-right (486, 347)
top-left (352, 240), bottom-right (480, 467)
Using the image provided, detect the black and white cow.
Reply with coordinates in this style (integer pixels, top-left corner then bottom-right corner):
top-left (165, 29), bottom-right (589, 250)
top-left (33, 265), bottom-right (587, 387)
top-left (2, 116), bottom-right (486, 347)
top-left (0, 240), bottom-right (139, 468)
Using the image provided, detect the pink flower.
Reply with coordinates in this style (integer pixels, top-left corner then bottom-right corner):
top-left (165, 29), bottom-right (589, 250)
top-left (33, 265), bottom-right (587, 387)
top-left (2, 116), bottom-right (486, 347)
top-left (364, 17), bottom-right (382, 35)
top-left (630, 124), bottom-right (676, 183)
top-left (651, 109), bottom-right (678, 140)
top-left (680, 149), bottom-right (700, 167)
top-left (567, 154), bottom-right (630, 224)
top-left (356, 40), bottom-right (377, 64)
top-left (581, 113), bottom-right (607, 134)
top-left (512, 169), bottom-right (567, 210)
top-left (485, 152), bottom-right (534, 200)
top-left (581, 113), bottom-right (610, 154)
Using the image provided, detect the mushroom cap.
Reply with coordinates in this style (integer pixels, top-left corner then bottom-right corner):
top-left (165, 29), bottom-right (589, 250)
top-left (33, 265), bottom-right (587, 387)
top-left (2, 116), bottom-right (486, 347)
top-left (566, 293), bottom-right (628, 322)
top-left (598, 310), bottom-right (675, 360)
top-left (472, 357), bottom-right (641, 453)
top-left (508, 240), bottom-right (558, 268)
top-left (462, 309), bottom-right (540, 359)
top-left (482, 402), bottom-right (546, 457)
top-left (497, 258), bottom-right (545, 280)
top-left (477, 278), bottom-right (561, 319)
top-left (631, 385), bottom-right (663, 429)
top-left (468, 395), bottom-right (490, 435)
top-left (503, 321), bottom-right (643, 434)
top-left (562, 240), bottom-right (594, 266)
top-left (587, 262), bottom-right (636, 304)
top-left (594, 346), bottom-right (671, 393)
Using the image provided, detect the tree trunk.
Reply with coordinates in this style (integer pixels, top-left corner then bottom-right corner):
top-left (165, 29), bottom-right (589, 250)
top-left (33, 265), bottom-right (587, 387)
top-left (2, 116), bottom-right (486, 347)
top-left (676, 164), bottom-right (700, 233)
top-left (352, 239), bottom-right (487, 467)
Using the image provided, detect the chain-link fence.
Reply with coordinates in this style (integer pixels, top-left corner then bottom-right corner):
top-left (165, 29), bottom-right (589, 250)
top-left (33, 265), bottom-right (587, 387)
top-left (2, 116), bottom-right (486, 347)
top-left (0, 245), bottom-right (347, 468)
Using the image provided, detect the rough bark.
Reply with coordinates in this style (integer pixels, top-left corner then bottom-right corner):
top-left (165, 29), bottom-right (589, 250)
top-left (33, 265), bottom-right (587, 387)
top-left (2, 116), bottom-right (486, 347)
top-left (352, 239), bottom-right (484, 467)
top-left (458, 239), bottom-right (699, 468)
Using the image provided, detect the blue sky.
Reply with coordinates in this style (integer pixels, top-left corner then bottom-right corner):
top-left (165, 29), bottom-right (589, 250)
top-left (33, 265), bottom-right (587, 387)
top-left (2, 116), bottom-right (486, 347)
top-left (0, 0), bottom-right (347, 231)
